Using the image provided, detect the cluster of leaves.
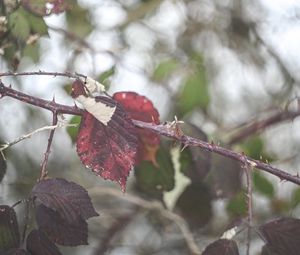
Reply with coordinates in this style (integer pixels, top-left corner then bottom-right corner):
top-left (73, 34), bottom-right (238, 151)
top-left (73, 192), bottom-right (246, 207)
top-left (0, 0), bottom-right (92, 69)
top-left (0, 178), bottom-right (98, 254)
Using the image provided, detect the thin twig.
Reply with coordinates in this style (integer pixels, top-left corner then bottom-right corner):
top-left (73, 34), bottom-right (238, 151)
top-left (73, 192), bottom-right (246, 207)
top-left (242, 159), bottom-right (253, 255)
top-left (1, 81), bottom-right (300, 186)
top-left (0, 122), bottom-right (76, 153)
top-left (21, 199), bottom-right (31, 244)
top-left (90, 187), bottom-right (201, 255)
top-left (228, 110), bottom-right (300, 145)
top-left (39, 113), bottom-right (58, 181)
top-left (0, 70), bottom-right (87, 81)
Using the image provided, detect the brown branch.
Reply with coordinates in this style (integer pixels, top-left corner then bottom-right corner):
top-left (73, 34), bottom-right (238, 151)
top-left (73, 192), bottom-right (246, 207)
top-left (243, 160), bottom-right (253, 255)
top-left (1, 81), bottom-right (300, 187)
top-left (39, 112), bottom-right (58, 181)
top-left (228, 110), bottom-right (300, 145)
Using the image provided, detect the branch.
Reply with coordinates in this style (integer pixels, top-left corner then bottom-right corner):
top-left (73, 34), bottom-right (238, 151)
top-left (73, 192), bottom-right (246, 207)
top-left (0, 122), bottom-right (76, 154)
top-left (39, 113), bottom-right (58, 180)
top-left (1, 81), bottom-right (300, 186)
top-left (228, 109), bottom-right (300, 145)
top-left (242, 160), bottom-right (253, 255)
top-left (90, 187), bottom-right (201, 255)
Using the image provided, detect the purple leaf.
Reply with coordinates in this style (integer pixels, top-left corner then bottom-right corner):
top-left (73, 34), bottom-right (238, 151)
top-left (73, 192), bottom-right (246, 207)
top-left (26, 229), bottom-right (62, 255)
top-left (36, 204), bottom-right (88, 246)
top-left (0, 205), bottom-right (20, 252)
top-left (259, 217), bottom-right (300, 255)
top-left (31, 178), bottom-right (98, 223)
top-left (202, 239), bottom-right (239, 255)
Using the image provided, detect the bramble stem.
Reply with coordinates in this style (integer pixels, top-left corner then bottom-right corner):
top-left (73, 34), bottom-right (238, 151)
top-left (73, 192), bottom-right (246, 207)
top-left (1, 81), bottom-right (300, 186)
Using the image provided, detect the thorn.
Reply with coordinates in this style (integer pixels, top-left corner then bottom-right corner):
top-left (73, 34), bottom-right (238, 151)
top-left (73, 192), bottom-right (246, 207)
top-left (52, 95), bottom-right (56, 102)
top-left (181, 144), bottom-right (188, 152)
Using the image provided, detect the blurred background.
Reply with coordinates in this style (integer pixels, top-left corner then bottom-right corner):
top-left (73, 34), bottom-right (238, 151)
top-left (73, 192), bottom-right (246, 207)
top-left (1, 0), bottom-right (300, 254)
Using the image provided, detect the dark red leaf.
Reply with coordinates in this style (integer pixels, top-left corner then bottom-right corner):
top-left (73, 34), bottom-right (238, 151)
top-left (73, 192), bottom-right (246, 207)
top-left (202, 239), bottom-right (239, 255)
top-left (36, 204), bottom-right (88, 246)
top-left (31, 178), bottom-right (98, 223)
top-left (0, 205), bottom-right (20, 253)
top-left (26, 229), bottom-right (62, 255)
top-left (5, 248), bottom-right (30, 255)
top-left (76, 97), bottom-right (138, 191)
top-left (259, 217), bottom-right (300, 255)
top-left (113, 92), bottom-right (160, 166)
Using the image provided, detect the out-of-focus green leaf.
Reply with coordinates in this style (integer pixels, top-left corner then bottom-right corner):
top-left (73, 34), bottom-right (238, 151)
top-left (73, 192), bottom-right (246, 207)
top-left (26, 13), bottom-right (48, 35)
top-left (241, 136), bottom-right (273, 162)
top-left (23, 43), bottom-right (40, 63)
top-left (180, 123), bottom-right (211, 182)
top-left (98, 67), bottom-right (115, 88)
top-left (0, 151), bottom-right (6, 183)
top-left (67, 116), bottom-right (81, 143)
top-left (65, 3), bottom-right (93, 37)
top-left (152, 59), bottom-right (178, 82)
top-left (291, 188), bottom-right (300, 208)
top-left (253, 172), bottom-right (274, 198)
top-left (63, 84), bottom-right (72, 94)
top-left (8, 10), bottom-right (31, 41)
top-left (226, 191), bottom-right (247, 216)
top-left (135, 145), bottom-right (175, 197)
top-left (207, 154), bottom-right (242, 198)
top-left (178, 67), bottom-right (209, 115)
top-left (175, 183), bottom-right (212, 229)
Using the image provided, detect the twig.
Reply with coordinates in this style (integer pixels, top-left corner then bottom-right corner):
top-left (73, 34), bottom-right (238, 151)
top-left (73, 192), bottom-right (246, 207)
top-left (242, 159), bottom-right (253, 255)
top-left (39, 113), bottom-right (58, 181)
top-left (0, 122), bottom-right (76, 153)
top-left (1, 81), bottom-right (300, 186)
top-left (228, 110), bottom-right (300, 145)
top-left (0, 70), bottom-right (87, 81)
top-left (90, 187), bottom-right (201, 255)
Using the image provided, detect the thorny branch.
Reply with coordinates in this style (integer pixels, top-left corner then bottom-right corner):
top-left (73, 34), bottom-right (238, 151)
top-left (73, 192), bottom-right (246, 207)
top-left (1, 81), bottom-right (300, 186)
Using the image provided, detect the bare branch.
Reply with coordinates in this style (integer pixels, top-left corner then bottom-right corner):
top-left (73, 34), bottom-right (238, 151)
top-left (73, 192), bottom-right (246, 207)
top-left (242, 160), bottom-right (253, 255)
top-left (0, 122), bottom-right (77, 154)
top-left (228, 110), bottom-right (300, 145)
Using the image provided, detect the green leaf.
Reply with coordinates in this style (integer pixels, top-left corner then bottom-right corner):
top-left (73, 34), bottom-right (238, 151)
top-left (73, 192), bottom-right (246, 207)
top-left (241, 136), bottom-right (274, 162)
top-left (23, 43), bottom-right (40, 63)
top-left (26, 13), bottom-right (48, 35)
top-left (253, 172), bottom-right (274, 198)
top-left (226, 191), bottom-right (247, 216)
top-left (135, 145), bottom-right (175, 197)
top-left (8, 10), bottom-right (31, 41)
top-left (65, 3), bottom-right (93, 37)
top-left (291, 188), bottom-right (300, 208)
top-left (98, 67), bottom-right (115, 87)
top-left (175, 183), bottom-right (212, 229)
top-left (0, 151), bottom-right (6, 183)
top-left (67, 116), bottom-right (81, 143)
top-left (152, 59), bottom-right (178, 82)
top-left (178, 67), bottom-right (209, 115)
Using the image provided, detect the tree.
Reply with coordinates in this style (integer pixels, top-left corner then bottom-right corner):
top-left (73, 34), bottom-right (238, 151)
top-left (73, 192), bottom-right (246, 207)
top-left (1, 1), bottom-right (300, 254)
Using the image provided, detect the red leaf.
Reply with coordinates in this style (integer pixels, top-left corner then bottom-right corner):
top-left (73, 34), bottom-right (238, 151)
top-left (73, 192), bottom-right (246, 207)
top-left (36, 205), bottom-right (88, 246)
top-left (259, 217), bottom-right (300, 255)
top-left (113, 92), bottom-right (160, 166)
top-left (203, 239), bottom-right (239, 255)
top-left (76, 96), bottom-right (138, 191)
top-left (31, 178), bottom-right (98, 223)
